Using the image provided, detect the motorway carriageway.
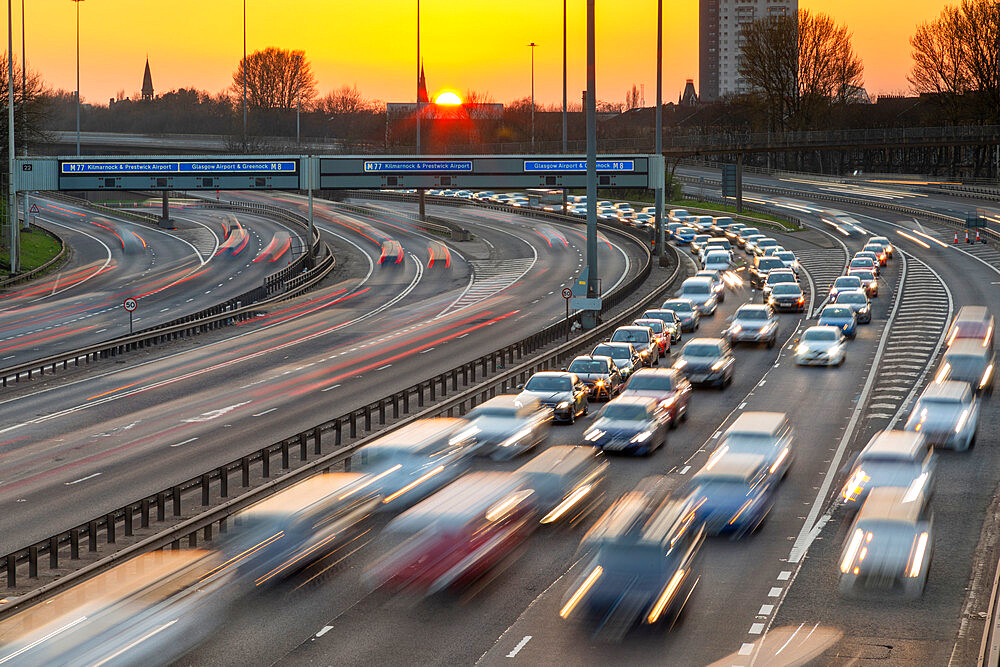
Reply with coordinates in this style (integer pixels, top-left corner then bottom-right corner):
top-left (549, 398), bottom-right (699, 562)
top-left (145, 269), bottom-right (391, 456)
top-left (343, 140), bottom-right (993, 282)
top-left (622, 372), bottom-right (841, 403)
top-left (176, 184), bottom-right (1000, 666)
top-left (0, 199), bottom-right (304, 372)
top-left (0, 196), bottom-right (644, 558)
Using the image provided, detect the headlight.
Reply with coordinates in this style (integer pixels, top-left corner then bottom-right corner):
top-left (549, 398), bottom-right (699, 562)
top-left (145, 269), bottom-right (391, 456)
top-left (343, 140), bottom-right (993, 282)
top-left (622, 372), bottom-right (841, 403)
top-left (710, 359), bottom-right (726, 371)
top-left (731, 324), bottom-right (743, 334)
top-left (673, 358), bottom-right (688, 369)
top-left (557, 401), bottom-right (570, 409)
top-left (584, 429), bottom-right (605, 441)
top-left (595, 379), bottom-right (605, 386)
top-left (659, 396), bottom-right (677, 409)
top-left (703, 300), bottom-right (713, 307)
top-left (501, 428), bottom-right (532, 447)
top-left (795, 344), bottom-right (808, 354)
top-left (630, 431), bottom-right (653, 443)
top-left (759, 323), bottom-right (773, 333)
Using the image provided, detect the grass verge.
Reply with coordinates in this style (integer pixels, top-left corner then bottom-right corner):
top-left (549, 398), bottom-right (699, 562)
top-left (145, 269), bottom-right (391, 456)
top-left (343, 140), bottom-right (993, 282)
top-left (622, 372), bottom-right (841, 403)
top-left (668, 199), bottom-right (799, 231)
top-left (1, 226), bottom-right (63, 277)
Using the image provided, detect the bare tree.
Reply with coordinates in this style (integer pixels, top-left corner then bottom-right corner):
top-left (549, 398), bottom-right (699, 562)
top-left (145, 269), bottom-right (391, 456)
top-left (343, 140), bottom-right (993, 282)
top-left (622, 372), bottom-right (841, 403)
top-left (910, 0), bottom-right (999, 123)
top-left (463, 89), bottom-right (496, 106)
top-left (0, 53), bottom-right (50, 159)
top-left (625, 84), bottom-right (640, 110)
top-left (232, 47), bottom-right (317, 110)
top-left (316, 85), bottom-right (377, 114)
top-left (738, 10), bottom-right (864, 130)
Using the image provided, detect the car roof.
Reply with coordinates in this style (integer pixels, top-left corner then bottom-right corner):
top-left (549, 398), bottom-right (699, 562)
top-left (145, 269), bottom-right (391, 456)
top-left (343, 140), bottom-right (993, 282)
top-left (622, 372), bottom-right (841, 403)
top-left (573, 354), bottom-right (612, 364)
top-left (694, 452), bottom-right (767, 480)
top-left (663, 298), bottom-right (695, 306)
top-left (856, 486), bottom-right (926, 525)
top-left (606, 395), bottom-right (657, 408)
top-left (944, 340), bottom-right (990, 358)
top-left (835, 275), bottom-right (862, 282)
top-left (953, 306), bottom-right (993, 325)
top-left (530, 371), bottom-right (574, 378)
top-left (804, 325), bottom-right (842, 336)
top-left (736, 304), bottom-right (771, 314)
top-left (685, 337), bottom-right (725, 347)
top-left (862, 430), bottom-right (927, 459)
top-left (725, 411), bottom-right (788, 438)
top-left (366, 418), bottom-right (464, 450)
top-left (386, 472), bottom-right (529, 532)
top-left (616, 325), bottom-right (651, 332)
top-left (475, 394), bottom-right (537, 410)
top-left (583, 477), bottom-right (693, 546)
top-left (682, 276), bottom-right (713, 285)
top-left (245, 473), bottom-right (368, 517)
top-left (919, 380), bottom-right (971, 401)
top-left (630, 367), bottom-right (682, 380)
top-left (516, 445), bottom-right (605, 477)
top-left (835, 290), bottom-right (867, 300)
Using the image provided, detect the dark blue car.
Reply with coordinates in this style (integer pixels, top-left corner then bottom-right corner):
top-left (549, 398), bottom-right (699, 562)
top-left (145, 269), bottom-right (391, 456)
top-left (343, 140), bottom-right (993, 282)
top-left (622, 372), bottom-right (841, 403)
top-left (687, 452), bottom-right (778, 538)
top-left (673, 226), bottom-right (697, 244)
top-left (818, 305), bottom-right (858, 339)
top-left (582, 396), bottom-right (669, 456)
top-left (559, 476), bottom-right (704, 638)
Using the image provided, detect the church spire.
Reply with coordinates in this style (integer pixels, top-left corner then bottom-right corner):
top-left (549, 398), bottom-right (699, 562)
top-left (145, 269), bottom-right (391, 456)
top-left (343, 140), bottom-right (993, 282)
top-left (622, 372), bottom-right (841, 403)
top-left (141, 58), bottom-right (154, 101)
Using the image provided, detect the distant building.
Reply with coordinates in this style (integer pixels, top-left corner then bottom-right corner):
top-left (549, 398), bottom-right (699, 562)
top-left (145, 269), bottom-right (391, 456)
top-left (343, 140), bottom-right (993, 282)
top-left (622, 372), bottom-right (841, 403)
top-left (700, 0), bottom-right (797, 101)
top-left (679, 79), bottom-right (699, 106)
top-left (840, 84), bottom-right (871, 104)
top-left (141, 58), bottom-right (154, 101)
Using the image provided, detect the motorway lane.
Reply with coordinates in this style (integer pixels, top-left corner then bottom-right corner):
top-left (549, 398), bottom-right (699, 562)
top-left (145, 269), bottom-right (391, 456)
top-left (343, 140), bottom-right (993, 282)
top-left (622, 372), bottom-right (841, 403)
top-left (175, 224), bottom-right (875, 666)
top-left (0, 200), bottom-right (303, 372)
top-left (0, 201), bottom-right (643, 556)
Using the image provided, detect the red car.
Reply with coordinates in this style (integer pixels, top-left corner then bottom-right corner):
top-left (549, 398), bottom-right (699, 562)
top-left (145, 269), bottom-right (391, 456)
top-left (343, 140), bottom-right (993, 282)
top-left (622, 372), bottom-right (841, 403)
top-left (634, 318), bottom-right (671, 356)
top-left (618, 368), bottom-right (692, 428)
top-left (367, 472), bottom-right (537, 595)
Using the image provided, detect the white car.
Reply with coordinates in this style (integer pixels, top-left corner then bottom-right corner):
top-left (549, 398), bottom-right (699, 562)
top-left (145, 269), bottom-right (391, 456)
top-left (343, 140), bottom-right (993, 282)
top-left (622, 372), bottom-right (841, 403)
top-left (774, 250), bottom-right (801, 275)
top-left (795, 325), bottom-right (846, 366)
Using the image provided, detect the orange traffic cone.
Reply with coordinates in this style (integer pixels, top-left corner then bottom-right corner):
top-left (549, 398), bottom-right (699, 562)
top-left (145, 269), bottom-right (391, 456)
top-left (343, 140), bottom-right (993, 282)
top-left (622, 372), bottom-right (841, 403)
top-left (976, 229), bottom-right (982, 243)
top-left (966, 230), bottom-right (970, 243)
top-left (954, 232), bottom-right (959, 244)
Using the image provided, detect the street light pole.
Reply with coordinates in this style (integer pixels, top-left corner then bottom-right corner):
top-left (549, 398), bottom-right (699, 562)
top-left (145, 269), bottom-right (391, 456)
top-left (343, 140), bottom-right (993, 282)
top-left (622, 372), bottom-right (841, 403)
top-left (528, 42), bottom-right (537, 150)
top-left (562, 0), bottom-right (568, 214)
top-left (72, 0), bottom-right (82, 156)
top-left (416, 0), bottom-right (425, 221)
top-left (8, 0), bottom-right (17, 272)
top-left (242, 0), bottom-right (247, 149)
top-left (654, 0), bottom-right (664, 256)
top-left (20, 0), bottom-right (24, 156)
top-left (583, 0), bottom-right (598, 329)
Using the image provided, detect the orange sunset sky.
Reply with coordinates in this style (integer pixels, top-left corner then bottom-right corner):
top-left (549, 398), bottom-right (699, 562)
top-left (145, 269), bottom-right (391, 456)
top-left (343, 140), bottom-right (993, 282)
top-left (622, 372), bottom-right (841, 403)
top-left (23, 0), bottom-right (945, 107)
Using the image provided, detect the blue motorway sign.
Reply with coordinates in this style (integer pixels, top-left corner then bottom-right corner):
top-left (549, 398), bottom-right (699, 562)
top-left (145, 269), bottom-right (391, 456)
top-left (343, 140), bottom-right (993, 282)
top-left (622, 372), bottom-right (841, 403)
top-left (60, 160), bottom-right (297, 174)
top-left (363, 160), bottom-right (473, 173)
top-left (523, 160), bottom-right (635, 172)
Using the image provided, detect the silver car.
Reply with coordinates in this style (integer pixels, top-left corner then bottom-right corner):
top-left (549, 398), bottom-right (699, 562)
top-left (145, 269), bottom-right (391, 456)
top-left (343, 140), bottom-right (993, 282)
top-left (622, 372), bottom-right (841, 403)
top-left (904, 380), bottom-right (979, 450)
top-left (725, 304), bottom-right (779, 347)
top-left (841, 430), bottom-right (935, 508)
top-left (515, 445), bottom-right (609, 525)
top-left (678, 277), bottom-right (719, 316)
top-left (936, 340), bottom-right (995, 395)
top-left (839, 486), bottom-right (933, 599)
top-left (461, 395), bottom-right (551, 460)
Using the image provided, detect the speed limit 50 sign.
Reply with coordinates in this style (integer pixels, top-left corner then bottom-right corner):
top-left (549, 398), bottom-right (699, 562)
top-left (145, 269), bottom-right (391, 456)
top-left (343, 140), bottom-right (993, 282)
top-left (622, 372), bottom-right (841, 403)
top-left (123, 298), bottom-right (137, 312)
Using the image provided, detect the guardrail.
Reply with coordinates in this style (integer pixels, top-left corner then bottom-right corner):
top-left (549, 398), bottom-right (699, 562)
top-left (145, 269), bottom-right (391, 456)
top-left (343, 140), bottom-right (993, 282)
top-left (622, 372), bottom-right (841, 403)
top-left (0, 225), bottom-right (67, 290)
top-left (1, 197), bottom-right (334, 387)
top-left (0, 238), bottom-right (674, 619)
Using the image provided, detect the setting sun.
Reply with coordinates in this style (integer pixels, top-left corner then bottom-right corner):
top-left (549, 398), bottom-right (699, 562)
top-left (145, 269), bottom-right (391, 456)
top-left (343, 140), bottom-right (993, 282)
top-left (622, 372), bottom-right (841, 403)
top-left (434, 91), bottom-right (462, 105)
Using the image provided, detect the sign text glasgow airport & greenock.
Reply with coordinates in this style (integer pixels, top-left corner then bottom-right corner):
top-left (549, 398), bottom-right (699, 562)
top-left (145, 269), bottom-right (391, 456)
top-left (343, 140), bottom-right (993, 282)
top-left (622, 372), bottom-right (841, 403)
top-left (59, 161), bottom-right (298, 174)
top-left (522, 160), bottom-right (635, 172)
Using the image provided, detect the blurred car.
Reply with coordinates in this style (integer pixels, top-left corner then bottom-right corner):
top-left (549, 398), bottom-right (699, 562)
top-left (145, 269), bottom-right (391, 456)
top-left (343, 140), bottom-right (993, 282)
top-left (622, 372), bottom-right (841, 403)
top-left (830, 275), bottom-right (864, 299)
top-left (673, 227), bottom-right (697, 244)
top-left (690, 233), bottom-right (712, 254)
top-left (642, 308), bottom-right (684, 343)
top-left (687, 452), bottom-right (778, 537)
top-left (224, 473), bottom-right (380, 586)
top-left (559, 476), bottom-right (704, 637)
top-left (838, 486), bottom-right (933, 599)
top-left (848, 268), bottom-right (879, 297)
top-left (668, 208), bottom-right (691, 222)
top-left (368, 472), bottom-right (538, 595)
top-left (461, 395), bottom-right (551, 460)
top-left (761, 269), bottom-right (797, 300)
top-left (936, 340), bottom-right (995, 395)
top-left (761, 245), bottom-right (786, 257)
top-left (725, 304), bottom-right (779, 347)
top-left (818, 305), bottom-right (858, 339)
top-left (592, 342), bottom-right (642, 380)
top-left (904, 380), bottom-right (980, 451)
top-left (750, 256), bottom-right (786, 288)
top-left (661, 298), bottom-right (701, 332)
top-left (515, 445), bottom-right (609, 525)
top-left (774, 250), bottom-right (801, 275)
top-left (673, 337), bottom-right (735, 388)
top-left (835, 289), bottom-right (872, 324)
top-left (947, 305), bottom-right (994, 350)
top-left (735, 227), bottom-right (762, 249)
top-left (0, 551), bottom-right (235, 667)
top-left (715, 411), bottom-right (794, 479)
top-left (840, 430), bottom-right (935, 508)
top-left (695, 269), bottom-right (727, 302)
top-left (768, 282), bottom-right (806, 313)
top-left (742, 234), bottom-right (767, 255)
top-left (869, 235), bottom-right (894, 258)
top-left (619, 368), bottom-right (692, 427)
top-left (610, 325), bottom-right (659, 367)
top-left (702, 249), bottom-right (732, 274)
top-left (713, 216), bottom-right (739, 233)
top-left (678, 277), bottom-right (719, 315)
top-left (724, 222), bottom-right (748, 243)
top-left (795, 325), bottom-right (846, 366)
top-left (353, 418), bottom-right (477, 512)
top-left (568, 355), bottom-right (624, 400)
top-left (634, 318), bottom-right (671, 356)
top-left (862, 243), bottom-right (888, 266)
top-left (378, 239), bottom-right (405, 265)
top-left (517, 371), bottom-right (590, 423)
top-left (583, 395), bottom-right (670, 455)
top-left (752, 237), bottom-right (780, 257)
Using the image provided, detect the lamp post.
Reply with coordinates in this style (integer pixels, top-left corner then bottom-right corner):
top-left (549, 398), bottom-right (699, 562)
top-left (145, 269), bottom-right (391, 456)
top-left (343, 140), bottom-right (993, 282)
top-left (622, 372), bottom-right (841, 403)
top-left (8, 0), bottom-right (17, 272)
top-left (416, 0), bottom-right (425, 220)
top-left (528, 41), bottom-right (537, 150)
top-left (654, 0), bottom-right (663, 256)
top-left (583, 0), bottom-right (598, 329)
top-left (20, 0), bottom-right (24, 156)
top-left (242, 0), bottom-right (247, 149)
top-left (71, 0), bottom-right (83, 156)
top-left (562, 0), bottom-right (567, 213)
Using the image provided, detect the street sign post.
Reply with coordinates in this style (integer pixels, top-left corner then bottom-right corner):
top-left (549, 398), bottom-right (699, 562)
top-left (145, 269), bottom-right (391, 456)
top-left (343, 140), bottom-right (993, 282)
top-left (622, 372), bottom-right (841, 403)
top-left (562, 287), bottom-right (572, 340)
top-left (123, 297), bottom-right (137, 334)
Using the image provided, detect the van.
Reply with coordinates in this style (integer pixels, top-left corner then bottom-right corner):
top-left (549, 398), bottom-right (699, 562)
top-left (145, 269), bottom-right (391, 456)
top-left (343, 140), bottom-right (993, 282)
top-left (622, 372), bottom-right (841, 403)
top-left (947, 306), bottom-right (994, 350)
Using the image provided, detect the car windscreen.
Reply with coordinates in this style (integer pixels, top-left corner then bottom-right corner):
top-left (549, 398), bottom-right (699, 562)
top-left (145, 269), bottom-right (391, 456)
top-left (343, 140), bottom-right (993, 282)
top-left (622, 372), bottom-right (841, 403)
top-left (776, 252), bottom-right (794, 261)
top-left (569, 360), bottom-right (609, 374)
top-left (594, 345), bottom-right (631, 360)
top-left (683, 343), bottom-right (722, 357)
top-left (664, 302), bottom-right (693, 313)
top-left (723, 434), bottom-right (776, 452)
top-left (772, 284), bottom-right (801, 296)
top-left (524, 376), bottom-right (572, 392)
top-left (469, 406), bottom-right (518, 418)
top-left (612, 330), bottom-right (650, 344)
top-left (705, 252), bottom-right (730, 262)
top-left (757, 258), bottom-right (784, 270)
top-left (736, 308), bottom-right (769, 320)
top-left (822, 307), bottom-right (853, 318)
top-left (635, 320), bottom-right (664, 333)
top-left (836, 293), bottom-right (866, 304)
top-left (626, 375), bottom-right (674, 391)
top-left (601, 403), bottom-right (650, 421)
top-left (682, 284), bottom-right (712, 296)
top-left (834, 278), bottom-right (862, 288)
top-left (766, 273), bottom-right (796, 284)
top-left (803, 329), bottom-right (838, 342)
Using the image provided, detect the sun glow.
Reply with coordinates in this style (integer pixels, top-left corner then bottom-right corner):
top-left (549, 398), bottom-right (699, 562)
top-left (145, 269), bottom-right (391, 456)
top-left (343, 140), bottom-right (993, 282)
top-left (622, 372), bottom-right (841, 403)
top-left (434, 91), bottom-right (462, 105)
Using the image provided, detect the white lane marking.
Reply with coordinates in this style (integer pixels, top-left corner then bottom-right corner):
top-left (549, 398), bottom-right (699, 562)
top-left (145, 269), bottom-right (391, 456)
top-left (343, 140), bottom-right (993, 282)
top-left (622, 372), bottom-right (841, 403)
top-left (50, 272), bottom-right (62, 295)
top-left (376, 364), bottom-right (392, 371)
top-left (739, 643), bottom-right (755, 656)
top-left (679, 465), bottom-right (691, 475)
top-left (182, 401), bottom-right (251, 423)
top-left (506, 636), bottom-right (532, 658)
top-left (758, 604), bottom-right (774, 615)
top-left (315, 626), bottom-right (333, 638)
top-left (321, 384), bottom-right (341, 392)
top-left (420, 348), bottom-right (435, 354)
top-left (253, 408), bottom-right (277, 417)
top-left (1, 356), bottom-right (13, 361)
top-left (788, 251), bottom-right (909, 564)
top-left (32, 216), bottom-right (112, 300)
top-left (768, 587), bottom-right (782, 597)
top-left (749, 623), bottom-right (765, 635)
top-left (64, 472), bottom-right (101, 485)
top-left (777, 570), bottom-right (791, 581)
top-left (170, 437), bottom-right (198, 448)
